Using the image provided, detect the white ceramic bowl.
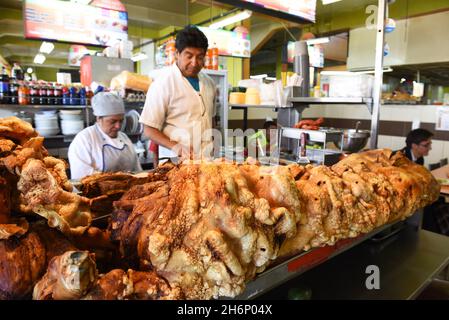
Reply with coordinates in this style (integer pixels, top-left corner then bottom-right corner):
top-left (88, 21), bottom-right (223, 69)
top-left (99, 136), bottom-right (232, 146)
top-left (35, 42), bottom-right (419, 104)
top-left (60, 109), bottom-right (82, 115)
top-left (37, 127), bottom-right (60, 137)
top-left (35, 119), bottom-right (59, 128)
top-left (60, 113), bottom-right (83, 121)
top-left (61, 120), bottom-right (84, 135)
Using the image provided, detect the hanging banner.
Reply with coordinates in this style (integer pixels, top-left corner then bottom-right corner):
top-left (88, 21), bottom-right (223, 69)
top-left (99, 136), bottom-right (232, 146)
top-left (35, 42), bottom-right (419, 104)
top-left (24, 0), bottom-right (128, 46)
top-left (287, 41), bottom-right (324, 68)
top-left (198, 27), bottom-right (250, 58)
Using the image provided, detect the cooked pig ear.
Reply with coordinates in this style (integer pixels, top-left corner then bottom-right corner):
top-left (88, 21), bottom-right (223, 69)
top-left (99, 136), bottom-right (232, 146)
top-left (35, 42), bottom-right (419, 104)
top-left (34, 205), bottom-right (91, 236)
top-left (33, 251), bottom-right (98, 300)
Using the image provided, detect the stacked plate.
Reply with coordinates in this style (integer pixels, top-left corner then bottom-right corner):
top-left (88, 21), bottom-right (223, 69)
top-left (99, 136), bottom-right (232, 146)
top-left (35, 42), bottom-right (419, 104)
top-left (35, 110), bottom-right (59, 137)
top-left (123, 110), bottom-right (142, 135)
top-left (60, 110), bottom-right (85, 135)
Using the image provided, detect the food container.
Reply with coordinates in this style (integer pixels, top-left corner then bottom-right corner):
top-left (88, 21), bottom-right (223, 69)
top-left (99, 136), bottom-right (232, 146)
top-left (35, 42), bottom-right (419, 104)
top-left (229, 92), bottom-right (245, 105)
top-left (336, 129), bottom-right (370, 153)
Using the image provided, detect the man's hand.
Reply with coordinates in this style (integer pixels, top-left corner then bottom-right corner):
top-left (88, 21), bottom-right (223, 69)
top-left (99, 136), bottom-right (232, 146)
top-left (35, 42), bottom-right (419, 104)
top-left (171, 143), bottom-right (193, 161)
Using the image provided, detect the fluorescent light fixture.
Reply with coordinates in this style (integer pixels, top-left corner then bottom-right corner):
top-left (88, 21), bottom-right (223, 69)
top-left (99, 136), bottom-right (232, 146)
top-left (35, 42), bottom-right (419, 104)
top-left (322, 0), bottom-right (342, 4)
top-left (306, 37), bottom-right (330, 45)
top-left (131, 52), bottom-right (148, 62)
top-left (250, 74), bottom-right (267, 79)
top-left (209, 10), bottom-right (252, 30)
top-left (39, 42), bottom-right (54, 54)
top-left (265, 77), bottom-right (277, 81)
top-left (70, 0), bottom-right (92, 4)
top-left (352, 67), bottom-right (394, 74)
top-left (33, 53), bottom-right (46, 64)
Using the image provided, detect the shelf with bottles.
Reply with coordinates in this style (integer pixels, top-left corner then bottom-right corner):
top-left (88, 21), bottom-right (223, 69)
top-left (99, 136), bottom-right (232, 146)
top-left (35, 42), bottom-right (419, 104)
top-left (0, 73), bottom-right (93, 107)
top-left (0, 103), bottom-right (88, 109)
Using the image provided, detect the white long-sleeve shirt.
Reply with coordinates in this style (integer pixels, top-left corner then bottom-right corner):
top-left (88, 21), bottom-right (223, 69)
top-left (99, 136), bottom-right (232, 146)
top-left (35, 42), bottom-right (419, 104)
top-left (68, 123), bottom-right (142, 179)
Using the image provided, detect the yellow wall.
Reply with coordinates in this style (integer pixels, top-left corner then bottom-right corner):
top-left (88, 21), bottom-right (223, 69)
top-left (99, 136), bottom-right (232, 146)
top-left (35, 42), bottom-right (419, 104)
top-left (226, 57), bottom-right (243, 87)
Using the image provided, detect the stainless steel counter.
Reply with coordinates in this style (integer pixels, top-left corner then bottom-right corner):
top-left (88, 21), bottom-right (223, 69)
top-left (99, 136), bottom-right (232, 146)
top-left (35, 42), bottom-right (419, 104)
top-left (258, 225), bottom-right (449, 299)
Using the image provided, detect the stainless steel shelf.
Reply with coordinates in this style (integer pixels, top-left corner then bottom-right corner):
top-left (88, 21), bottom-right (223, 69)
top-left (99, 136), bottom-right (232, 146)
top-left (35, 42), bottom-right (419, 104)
top-left (0, 104), bottom-right (87, 109)
top-left (288, 97), bottom-right (373, 104)
top-left (230, 104), bottom-right (280, 109)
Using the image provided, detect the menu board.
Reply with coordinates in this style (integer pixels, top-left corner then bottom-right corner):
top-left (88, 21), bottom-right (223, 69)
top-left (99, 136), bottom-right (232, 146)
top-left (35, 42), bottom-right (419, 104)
top-left (198, 27), bottom-right (251, 58)
top-left (242, 0), bottom-right (316, 22)
top-left (24, 0), bottom-right (128, 47)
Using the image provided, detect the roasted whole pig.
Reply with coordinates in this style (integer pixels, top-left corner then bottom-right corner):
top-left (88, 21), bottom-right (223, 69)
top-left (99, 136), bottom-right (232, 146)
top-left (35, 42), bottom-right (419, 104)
top-left (106, 150), bottom-right (439, 299)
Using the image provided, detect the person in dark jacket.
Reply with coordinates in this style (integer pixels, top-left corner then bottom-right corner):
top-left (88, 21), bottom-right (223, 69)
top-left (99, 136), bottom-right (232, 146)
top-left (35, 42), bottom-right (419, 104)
top-left (400, 128), bottom-right (433, 165)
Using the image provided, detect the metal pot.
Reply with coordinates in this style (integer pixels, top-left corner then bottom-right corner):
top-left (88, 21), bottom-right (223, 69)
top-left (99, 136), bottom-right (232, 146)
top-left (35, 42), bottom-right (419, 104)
top-left (335, 122), bottom-right (370, 153)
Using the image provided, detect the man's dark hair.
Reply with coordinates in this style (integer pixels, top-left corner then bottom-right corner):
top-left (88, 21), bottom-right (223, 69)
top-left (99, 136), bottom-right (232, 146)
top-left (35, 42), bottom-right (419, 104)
top-left (263, 120), bottom-right (277, 130)
top-left (406, 128), bottom-right (433, 148)
top-left (175, 25), bottom-right (208, 54)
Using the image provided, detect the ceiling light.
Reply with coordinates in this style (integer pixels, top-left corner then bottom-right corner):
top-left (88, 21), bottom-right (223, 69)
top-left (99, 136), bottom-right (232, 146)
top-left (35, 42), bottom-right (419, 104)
top-left (250, 74), bottom-right (267, 79)
top-left (131, 52), bottom-right (148, 62)
top-left (322, 0), bottom-right (342, 4)
top-left (351, 67), bottom-right (394, 74)
top-left (209, 10), bottom-right (252, 30)
top-left (39, 42), bottom-right (54, 54)
top-left (306, 37), bottom-right (330, 45)
top-left (70, 0), bottom-right (92, 4)
top-left (33, 53), bottom-right (46, 64)
top-left (26, 67), bottom-right (33, 74)
top-left (265, 77), bottom-right (277, 81)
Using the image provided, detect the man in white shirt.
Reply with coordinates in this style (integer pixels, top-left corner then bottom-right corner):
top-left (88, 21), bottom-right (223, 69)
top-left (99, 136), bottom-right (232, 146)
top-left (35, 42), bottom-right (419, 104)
top-left (68, 92), bottom-right (142, 179)
top-left (140, 25), bottom-right (216, 162)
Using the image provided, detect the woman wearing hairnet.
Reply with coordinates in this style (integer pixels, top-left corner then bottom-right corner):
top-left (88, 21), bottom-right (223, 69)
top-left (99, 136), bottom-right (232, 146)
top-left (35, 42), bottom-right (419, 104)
top-left (68, 92), bottom-right (142, 179)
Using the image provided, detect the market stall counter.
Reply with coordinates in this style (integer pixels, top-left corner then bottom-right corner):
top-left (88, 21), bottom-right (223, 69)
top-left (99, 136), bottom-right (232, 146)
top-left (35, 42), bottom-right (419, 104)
top-left (258, 222), bottom-right (449, 300)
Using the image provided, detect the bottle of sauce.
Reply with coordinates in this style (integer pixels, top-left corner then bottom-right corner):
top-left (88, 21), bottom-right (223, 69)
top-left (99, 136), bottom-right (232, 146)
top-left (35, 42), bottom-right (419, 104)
top-left (29, 81), bottom-right (39, 105)
top-left (79, 87), bottom-right (86, 105)
top-left (211, 43), bottom-right (219, 70)
top-left (205, 49), bottom-right (211, 69)
top-left (47, 83), bottom-right (55, 105)
top-left (18, 81), bottom-right (29, 105)
top-left (69, 86), bottom-right (78, 105)
top-left (11, 62), bottom-right (24, 81)
top-left (85, 86), bottom-right (93, 105)
top-left (9, 78), bottom-right (18, 105)
top-left (54, 83), bottom-right (62, 105)
top-left (0, 67), bottom-right (10, 104)
top-left (62, 86), bottom-right (70, 105)
top-left (39, 83), bottom-right (48, 105)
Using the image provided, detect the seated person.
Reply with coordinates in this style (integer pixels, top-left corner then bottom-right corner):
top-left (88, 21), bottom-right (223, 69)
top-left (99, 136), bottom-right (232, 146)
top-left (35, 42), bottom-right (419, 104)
top-left (68, 92), bottom-right (142, 179)
top-left (399, 128), bottom-right (433, 165)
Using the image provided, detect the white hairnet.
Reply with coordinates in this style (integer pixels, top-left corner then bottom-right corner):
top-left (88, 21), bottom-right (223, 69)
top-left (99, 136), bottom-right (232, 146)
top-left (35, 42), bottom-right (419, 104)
top-left (92, 92), bottom-right (125, 117)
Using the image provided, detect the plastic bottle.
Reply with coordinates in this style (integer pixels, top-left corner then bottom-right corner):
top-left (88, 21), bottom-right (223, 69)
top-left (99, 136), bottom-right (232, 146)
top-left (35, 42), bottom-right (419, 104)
top-left (79, 86), bottom-right (86, 105)
top-left (53, 84), bottom-right (62, 105)
top-left (0, 67), bottom-right (10, 104)
top-left (29, 81), bottom-right (39, 105)
top-left (47, 83), bottom-right (55, 105)
top-left (39, 83), bottom-right (48, 105)
top-left (62, 86), bottom-right (70, 105)
top-left (69, 86), bottom-right (78, 105)
top-left (9, 78), bottom-right (18, 105)
top-left (11, 62), bottom-right (24, 81)
top-left (205, 49), bottom-right (211, 69)
top-left (85, 86), bottom-right (93, 105)
top-left (211, 43), bottom-right (219, 70)
top-left (18, 81), bottom-right (29, 105)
